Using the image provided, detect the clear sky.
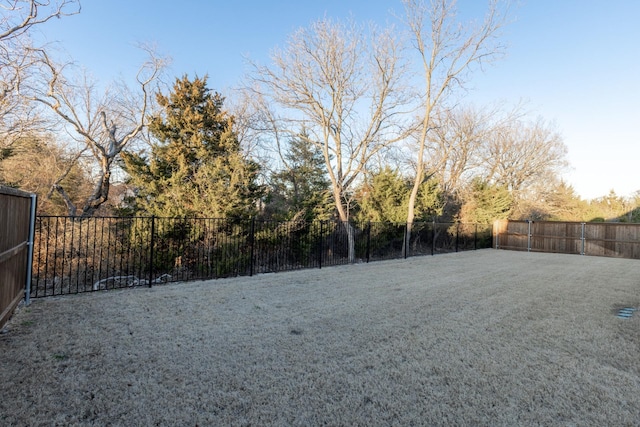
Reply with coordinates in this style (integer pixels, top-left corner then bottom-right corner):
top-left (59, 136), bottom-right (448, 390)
top-left (34, 0), bottom-right (640, 200)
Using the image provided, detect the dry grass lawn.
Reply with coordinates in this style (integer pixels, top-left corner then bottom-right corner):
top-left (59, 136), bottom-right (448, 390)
top-left (1, 249), bottom-right (639, 426)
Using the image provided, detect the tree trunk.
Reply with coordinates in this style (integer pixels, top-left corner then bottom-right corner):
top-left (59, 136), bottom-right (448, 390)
top-left (334, 190), bottom-right (356, 263)
top-left (343, 221), bottom-right (356, 264)
top-left (405, 164), bottom-right (421, 256)
top-left (52, 184), bottom-right (77, 217)
top-left (79, 168), bottom-right (111, 218)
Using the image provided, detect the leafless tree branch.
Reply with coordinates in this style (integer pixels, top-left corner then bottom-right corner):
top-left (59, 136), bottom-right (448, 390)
top-left (248, 18), bottom-right (413, 224)
top-left (0, 0), bottom-right (80, 41)
top-left (19, 46), bottom-right (167, 217)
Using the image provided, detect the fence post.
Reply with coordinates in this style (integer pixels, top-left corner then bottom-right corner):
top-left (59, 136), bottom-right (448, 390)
top-left (148, 216), bottom-right (155, 287)
top-left (455, 222), bottom-right (459, 252)
top-left (249, 217), bottom-right (255, 276)
top-left (318, 221), bottom-right (323, 269)
top-left (366, 221), bottom-right (371, 263)
top-left (527, 220), bottom-right (532, 252)
top-left (403, 224), bottom-right (408, 259)
top-left (24, 194), bottom-right (37, 306)
top-left (581, 222), bottom-right (586, 255)
top-left (431, 220), bottom-right (436, 256)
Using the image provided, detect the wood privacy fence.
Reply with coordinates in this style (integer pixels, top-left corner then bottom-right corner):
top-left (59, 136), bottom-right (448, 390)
top-left (0, 187), bottom-right (36, 328)
top-left (493, 219), bottom-right (640, 259)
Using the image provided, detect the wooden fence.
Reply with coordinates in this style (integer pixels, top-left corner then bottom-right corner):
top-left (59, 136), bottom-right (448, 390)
top-left (0, 186), bottom-right (36, 328)
top-left (494, 219), bottom-right (640, 259)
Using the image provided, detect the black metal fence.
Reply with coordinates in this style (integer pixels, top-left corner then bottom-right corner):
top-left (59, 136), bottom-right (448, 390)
top-left (31, 216), bottom-right (492, 298)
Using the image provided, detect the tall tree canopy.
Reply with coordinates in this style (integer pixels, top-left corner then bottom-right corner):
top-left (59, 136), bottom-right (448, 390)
top-left (402, 0), bottom-right (508, 242)
top-left (265, 132), bottom-right (333, 222)
top-left (122, 75), bottom-right (262, 219)
top-left (249, 18), bottom-right (410, 261)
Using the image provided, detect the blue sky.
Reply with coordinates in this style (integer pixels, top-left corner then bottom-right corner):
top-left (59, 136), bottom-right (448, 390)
top-left (36, 1), bottom-right (640, 200)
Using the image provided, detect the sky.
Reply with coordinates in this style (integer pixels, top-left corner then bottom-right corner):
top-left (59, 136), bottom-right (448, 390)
top-left (34, 0), bottom-right (640, 200)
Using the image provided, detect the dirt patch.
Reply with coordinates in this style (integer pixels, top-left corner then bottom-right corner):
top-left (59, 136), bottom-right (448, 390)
top-left (1, 249), bottom-right (640, 426)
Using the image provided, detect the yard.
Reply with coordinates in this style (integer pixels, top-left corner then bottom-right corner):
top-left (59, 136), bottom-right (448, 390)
top-left (1, 249), bottom-right (639, 426)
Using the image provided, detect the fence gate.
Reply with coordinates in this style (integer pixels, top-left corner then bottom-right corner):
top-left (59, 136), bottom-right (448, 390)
top-left (0, 186), bottom-right (36, 328)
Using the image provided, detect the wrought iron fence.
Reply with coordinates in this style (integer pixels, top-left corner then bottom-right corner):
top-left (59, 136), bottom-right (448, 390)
top-left (31, 216), bottom-right (492, 298)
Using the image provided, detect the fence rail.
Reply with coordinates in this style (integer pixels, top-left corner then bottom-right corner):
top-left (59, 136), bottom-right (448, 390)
top-left (0, 187), bottom-right (36, 328)
top-left (31, 217), bottom-right (492, 298)
top-left (494, 219), bottom-right (640, 259)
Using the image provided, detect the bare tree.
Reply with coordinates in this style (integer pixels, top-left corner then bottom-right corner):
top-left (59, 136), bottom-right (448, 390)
top-left (0, 1), bottom-right (80, 149)
top-left (402, 0), bottom-right (509, 240)
top-left (482, 116), bottom-right (568, 197)
top-left (0, 0), bottom-right (79, 41)
top-left (0, 52), bottom-right (36, 147)
top-left (20, 46), bottom-right (166, 217)
top-left (427, 106), bottom-right (494, 196)
top-left (248, 18), bottom-right (412, 262)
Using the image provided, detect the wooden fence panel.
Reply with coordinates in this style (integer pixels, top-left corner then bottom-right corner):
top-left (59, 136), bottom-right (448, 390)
top-left (584, 223), bottom-right (640, 259)
top-left (494, 219), bottom-right (528, 251)
top-left (530, 221), bottom-right (582, 255)
top-left (495, 219), bottom-right (640, 260)
top-left (0, 187), bottom-right (34, 328)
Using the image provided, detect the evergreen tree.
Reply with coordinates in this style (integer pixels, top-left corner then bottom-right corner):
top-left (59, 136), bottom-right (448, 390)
top-left (588, 190), bottom-right (628, 222)
top-left (458, 178), bottom-right (513, 224)
top-left (265, 133), bottom-right (333, 222)
top-left (355, 167), bottom-right (442, 223)
top-left (538, 181), bottom-right (587, 221)
top-left (122, 75), bottom-right (261, 219)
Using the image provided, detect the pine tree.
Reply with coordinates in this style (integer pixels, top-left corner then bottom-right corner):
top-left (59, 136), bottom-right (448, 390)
top-left (459, 178), bottom-right (513, 224)
top-left (122, 75), bottom-right (261, 219)
top-left (266, 133), bottom-right (332, 221)
top-left (538, 181), bottom-right (586, 221)
top-left (355, 167), bottom-right (442, 223)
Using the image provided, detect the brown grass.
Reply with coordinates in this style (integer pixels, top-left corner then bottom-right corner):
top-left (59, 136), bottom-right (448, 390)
top-left (1, 249), bottom-right (639, 426)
